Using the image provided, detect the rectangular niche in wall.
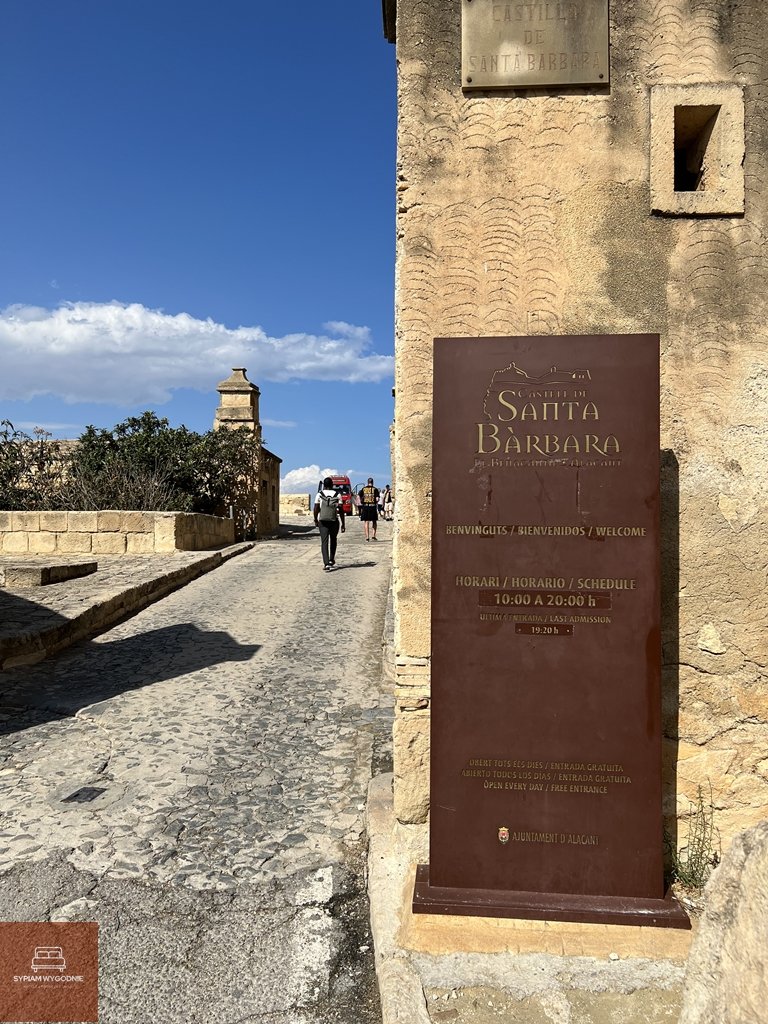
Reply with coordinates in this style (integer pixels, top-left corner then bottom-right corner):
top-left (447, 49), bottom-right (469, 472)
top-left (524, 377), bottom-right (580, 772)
top-left (650, 84), bottom-right (744, 216)
top-left (674, 105), bottom-right (721, 192)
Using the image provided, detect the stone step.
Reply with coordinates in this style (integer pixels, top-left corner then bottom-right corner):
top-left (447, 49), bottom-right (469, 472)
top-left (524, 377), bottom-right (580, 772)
top-left (0, 560), bottom-right (98, 587)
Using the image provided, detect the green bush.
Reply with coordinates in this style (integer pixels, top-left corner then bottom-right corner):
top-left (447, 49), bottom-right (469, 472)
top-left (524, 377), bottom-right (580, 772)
top-left (0, 413), bottom-right (263, 516)
top-left (666, 783), bottom-right (721, 892)
top-left (0, 420), bottom-right (68, 511)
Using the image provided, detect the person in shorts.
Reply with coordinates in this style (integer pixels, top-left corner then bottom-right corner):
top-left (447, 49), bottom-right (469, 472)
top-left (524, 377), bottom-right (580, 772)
top-left (359, 477), bottom-right (380, 541)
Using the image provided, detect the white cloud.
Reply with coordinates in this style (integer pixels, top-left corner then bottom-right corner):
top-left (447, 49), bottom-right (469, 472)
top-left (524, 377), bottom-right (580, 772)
top-left (262, 418), bottom-right (297, 428)
top-left (12, 421), bottom-right (84, 435)
top-left (280, 465), bottom-right (343, 492)
top-left (0, 302), bottom-right (394, 405)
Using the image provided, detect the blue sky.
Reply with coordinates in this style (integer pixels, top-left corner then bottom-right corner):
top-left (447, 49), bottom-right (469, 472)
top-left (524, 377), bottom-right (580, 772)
top-left (0, 1), bottom-right (396, 493)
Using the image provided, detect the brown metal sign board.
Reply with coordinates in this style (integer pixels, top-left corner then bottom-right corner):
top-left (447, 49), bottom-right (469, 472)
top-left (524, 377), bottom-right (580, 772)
top-left (415, 334), bottom-right (688, 928)
top-left (462, 0), bottom-right (610, 90)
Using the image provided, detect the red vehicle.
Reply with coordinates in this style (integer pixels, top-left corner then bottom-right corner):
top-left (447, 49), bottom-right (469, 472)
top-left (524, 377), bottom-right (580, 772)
top-left (330, 475), bottom-right (353, 515)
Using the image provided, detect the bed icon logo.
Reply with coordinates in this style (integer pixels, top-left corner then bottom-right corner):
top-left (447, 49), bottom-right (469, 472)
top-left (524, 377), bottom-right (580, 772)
top-left (31, 946), bottom-right (67, 972)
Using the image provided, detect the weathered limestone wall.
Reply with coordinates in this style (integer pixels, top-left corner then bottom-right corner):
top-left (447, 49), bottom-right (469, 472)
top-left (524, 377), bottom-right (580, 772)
top-left (680, 821), bottom-right (768, 1023)
top-left (257, 449), bottom-right (282, 536)
top-left (280, 493), bottom-right (311, 515)
top-left (390, 0), bottom-right (768, 842)
top-left (0, 511), bottom-right (235, 554)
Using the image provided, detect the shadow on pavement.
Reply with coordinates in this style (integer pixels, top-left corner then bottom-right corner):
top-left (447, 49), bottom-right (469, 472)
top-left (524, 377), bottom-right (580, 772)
top-left (0, 588), bottom-right (70, 673)
top-left (278, 522), bottom-right (317, 540)
top-left (0, 617), bottom-right (260, 737)
top-left (331, 561), bottom-right (378, 571)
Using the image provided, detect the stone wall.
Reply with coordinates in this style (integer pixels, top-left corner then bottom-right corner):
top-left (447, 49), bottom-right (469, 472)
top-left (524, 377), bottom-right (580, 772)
top-left (280, 493), bottom-right (311, 515)
top-left (257, 448), bottom-right (282, 535)
top-left (389, 0), bottom-right (768, 843)
top-left (0, 511), bottom-right (235, 555)
top-left (679, 822), bottom-right (768, 1024)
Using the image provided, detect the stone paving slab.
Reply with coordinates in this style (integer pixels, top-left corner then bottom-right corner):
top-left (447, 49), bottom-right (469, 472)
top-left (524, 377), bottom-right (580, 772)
top-left (0, 544), bottom-right (254, 669)
top-left (0, 517), bottom-right (394, 1022)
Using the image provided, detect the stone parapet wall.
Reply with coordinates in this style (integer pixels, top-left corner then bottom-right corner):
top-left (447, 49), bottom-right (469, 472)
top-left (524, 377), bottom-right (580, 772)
top-left (0, 511), bottom-right (235, 555)
top-left (279, 493), bottom-right (311, 515)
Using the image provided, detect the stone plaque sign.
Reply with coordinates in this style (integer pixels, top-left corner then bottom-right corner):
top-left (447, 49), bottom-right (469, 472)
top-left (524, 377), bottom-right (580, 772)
top-left (462, 0), bottom-right (610, 90)
top-left (414, 335), bottom-right (688, 927)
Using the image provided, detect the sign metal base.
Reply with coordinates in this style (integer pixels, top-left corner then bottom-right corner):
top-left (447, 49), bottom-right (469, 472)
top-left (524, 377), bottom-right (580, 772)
top-left (413, 864), bottom-right (691, 928)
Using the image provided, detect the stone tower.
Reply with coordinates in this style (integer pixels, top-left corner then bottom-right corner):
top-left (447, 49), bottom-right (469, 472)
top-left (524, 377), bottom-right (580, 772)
top-left (211, 367), bottom-right (281, 539)
top-left (213, 367), bottom-right (262, 442)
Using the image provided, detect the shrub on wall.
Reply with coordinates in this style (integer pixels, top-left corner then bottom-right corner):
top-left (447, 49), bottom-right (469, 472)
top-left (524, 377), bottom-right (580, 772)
top-left (0, 413), bottom-right (262, 514)
top-left (64, 413), bottom-right (199, 512)
top-left (0, 421), bottom-right (68, 511)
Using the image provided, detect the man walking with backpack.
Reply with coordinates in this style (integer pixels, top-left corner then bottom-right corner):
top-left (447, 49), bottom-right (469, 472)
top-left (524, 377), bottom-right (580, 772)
top-left (359, 477), bottom-right (380, 541)
top-left (314, 476), bottom-right (345, 570)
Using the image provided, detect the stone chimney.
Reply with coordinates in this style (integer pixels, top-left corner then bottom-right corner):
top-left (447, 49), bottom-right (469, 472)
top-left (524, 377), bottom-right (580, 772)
top-left (213, 367), bottom-right (261, 440)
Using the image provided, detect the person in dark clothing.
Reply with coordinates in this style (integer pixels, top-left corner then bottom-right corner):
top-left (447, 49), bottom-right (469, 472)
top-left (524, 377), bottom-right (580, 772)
top-left (359, 477), bottom-right (380, 541)
top-left (314, 476), bottom-right (345, 570)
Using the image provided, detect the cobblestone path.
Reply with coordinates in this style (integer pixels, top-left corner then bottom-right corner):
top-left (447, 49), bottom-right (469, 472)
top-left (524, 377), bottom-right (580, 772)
top-left (0, 519), bottom-right (393, 1023)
